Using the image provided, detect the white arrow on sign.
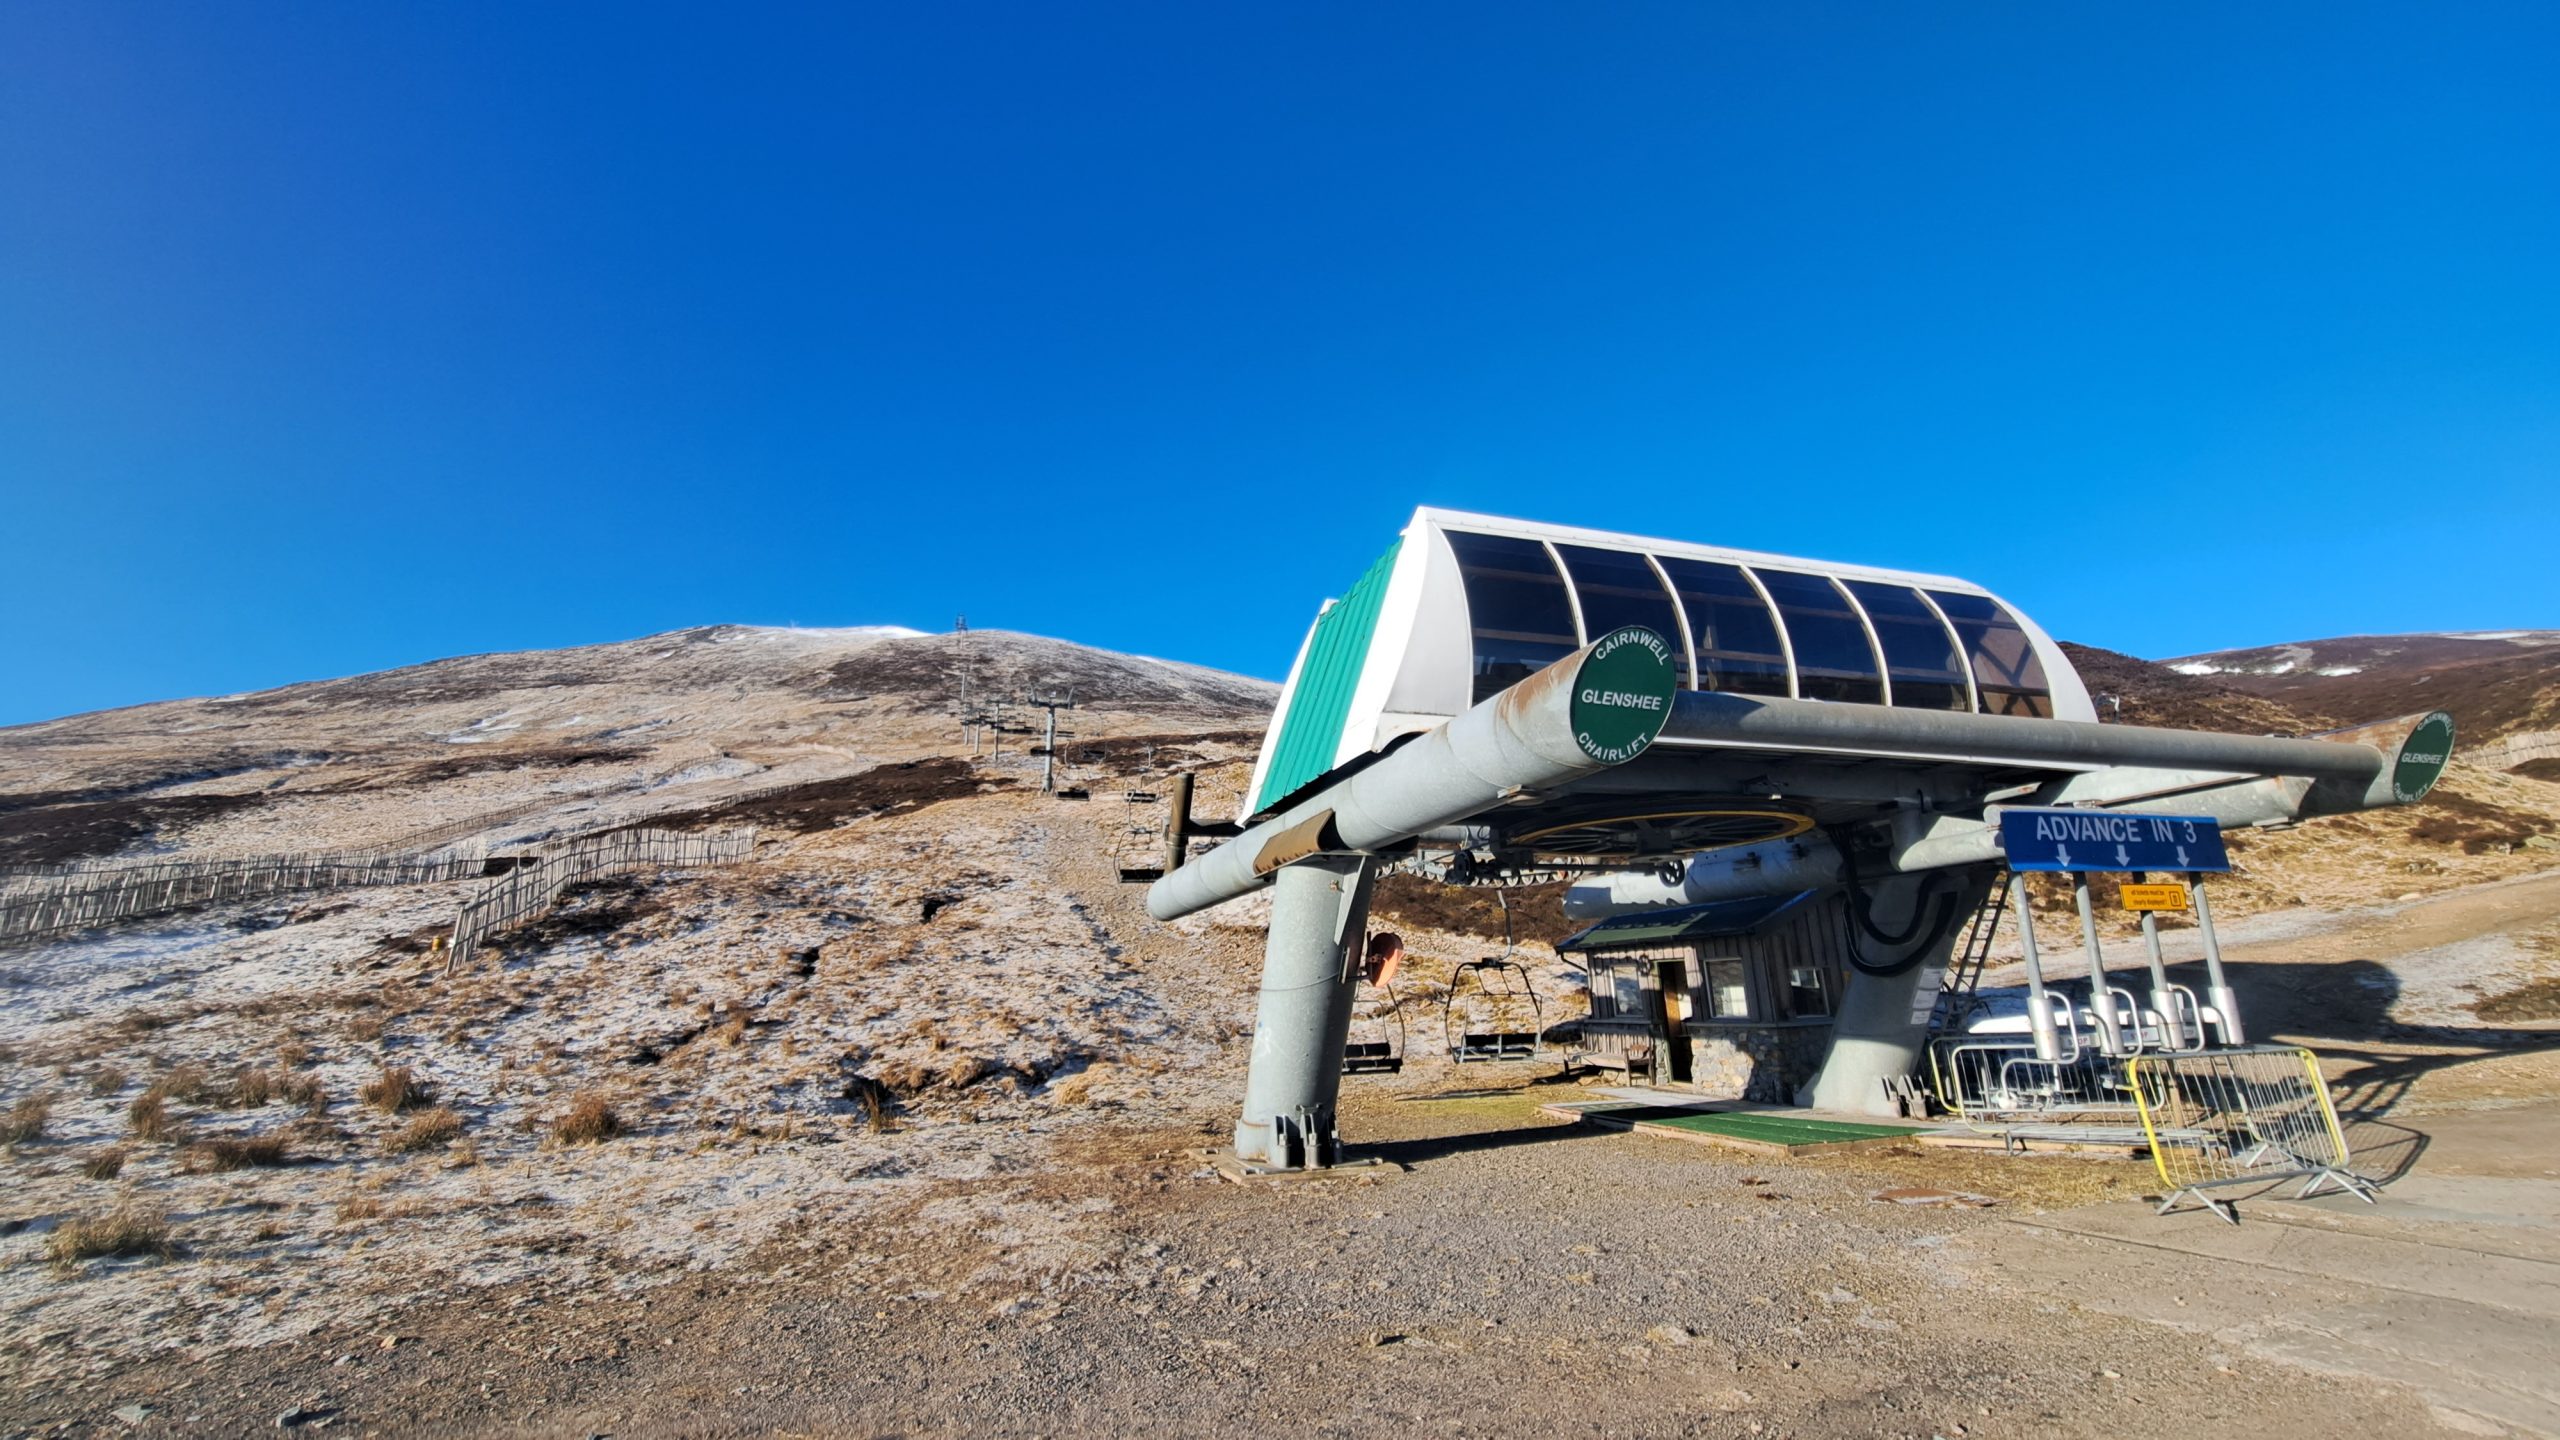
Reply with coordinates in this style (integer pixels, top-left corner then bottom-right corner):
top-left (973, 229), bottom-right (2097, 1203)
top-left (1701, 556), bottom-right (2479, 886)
top-left (2055, 844), bottom-right (2073, 867)
top-left (2176, 845), bottom-right (2190, 867)
top-left (2115, 843), bottom-right (2131, 866)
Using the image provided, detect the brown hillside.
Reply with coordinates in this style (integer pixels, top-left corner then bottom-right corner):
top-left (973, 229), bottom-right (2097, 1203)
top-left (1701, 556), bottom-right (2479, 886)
top-left (2058, 643), bottom-right (2333, 734)
top-left (2164, 632), bottom-right (2560, 751)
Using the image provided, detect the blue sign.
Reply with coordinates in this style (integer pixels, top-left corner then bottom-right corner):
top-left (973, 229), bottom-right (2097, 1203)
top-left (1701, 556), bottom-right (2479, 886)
top-left (1997, 807), bottom-right (2229, 873)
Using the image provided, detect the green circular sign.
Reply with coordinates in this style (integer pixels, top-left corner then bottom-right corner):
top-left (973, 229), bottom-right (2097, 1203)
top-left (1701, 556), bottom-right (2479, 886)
top-left (1570, 627), bottom-right (1678, 764)
top-left (2391, 711), bottom-right (2457, 803)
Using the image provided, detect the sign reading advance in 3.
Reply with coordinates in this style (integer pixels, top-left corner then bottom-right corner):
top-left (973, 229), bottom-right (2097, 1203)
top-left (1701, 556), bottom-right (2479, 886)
top-left (1569, 627), bottom-right (1678, 765)
top-left (1997, 807), bottom-right (2230, 873)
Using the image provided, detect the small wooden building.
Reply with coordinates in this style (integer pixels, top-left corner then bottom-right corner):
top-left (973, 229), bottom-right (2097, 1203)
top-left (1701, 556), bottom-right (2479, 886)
top-left (1557, 891), bottom-right (1847, 1103)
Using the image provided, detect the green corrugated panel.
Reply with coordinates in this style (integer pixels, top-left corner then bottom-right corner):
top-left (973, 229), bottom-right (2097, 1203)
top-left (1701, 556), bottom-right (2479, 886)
top-left (1252, 540), bottom-right (1402, 814)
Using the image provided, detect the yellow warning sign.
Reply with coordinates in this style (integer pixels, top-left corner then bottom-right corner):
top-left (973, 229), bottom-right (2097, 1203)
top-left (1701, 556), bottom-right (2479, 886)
top-left (2119, 883), bottom-right (2190, 912)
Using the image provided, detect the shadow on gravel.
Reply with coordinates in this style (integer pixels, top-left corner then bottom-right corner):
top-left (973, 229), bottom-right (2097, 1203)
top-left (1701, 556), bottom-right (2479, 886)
top-left (1355, 1120), bottom-right (1598, 1167)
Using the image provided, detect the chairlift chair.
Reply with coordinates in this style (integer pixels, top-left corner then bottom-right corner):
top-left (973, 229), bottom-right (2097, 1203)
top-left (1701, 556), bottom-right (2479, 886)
top-left (1444, 957), bottom-right (1543, 1063)
top-left (1342, 975), bottom-right (1407, 1075)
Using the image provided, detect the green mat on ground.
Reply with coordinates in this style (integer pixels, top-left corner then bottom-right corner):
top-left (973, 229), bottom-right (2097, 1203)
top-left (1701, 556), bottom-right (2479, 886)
top-left (1561, 1102), bottom-right (1726, 1121)
top-left (1634, 1112), bottom-right (1922, 1145)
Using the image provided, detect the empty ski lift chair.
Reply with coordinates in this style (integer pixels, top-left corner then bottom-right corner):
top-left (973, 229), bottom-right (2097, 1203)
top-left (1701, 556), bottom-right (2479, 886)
top-left (1445, 957), bottom-right (1543, 1062)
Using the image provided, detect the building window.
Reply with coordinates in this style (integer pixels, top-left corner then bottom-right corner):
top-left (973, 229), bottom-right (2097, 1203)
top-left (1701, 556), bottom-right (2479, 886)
top-left (1843, 580), bottom-right (1970, 712)
top-left (1927, 590), bottom-right (2055, 718)
top-left (1554, 544), bottom-right (1686, 684)
top-left (1704, 958), bottom-right (1750, 1019)
top-left (1655, 556), bottom-right (1791, 697)
top-left (1590, 961), bottom-right (1646, 1022)
top-left (1785, 963), bottom-right (1830, 1018)
top-left (1447, 531), bottom-right (1581, 704)
top-left (1753, 570), bottom-right (1885, 704)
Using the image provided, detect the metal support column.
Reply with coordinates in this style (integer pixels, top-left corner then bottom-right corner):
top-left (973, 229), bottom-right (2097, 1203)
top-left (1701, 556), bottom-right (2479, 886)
top-left (2074, 877), bottom-right (2125, 1055)
top-left (1802, 869), bottom-right (1992, 1115)
top-left (2135, 874), bottom-right (2185, 1049)
top-left (2012, 871), bottom-right (2061, 1062)
top-left (2189, 878), bottom-right (2245, 1045)
top-left (1233, 856), bottom-right (1378, 1169)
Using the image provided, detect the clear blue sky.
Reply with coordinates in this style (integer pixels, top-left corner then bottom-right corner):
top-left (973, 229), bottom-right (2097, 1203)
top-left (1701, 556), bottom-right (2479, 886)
top-left (5, 4), bottom-right (2555, 726)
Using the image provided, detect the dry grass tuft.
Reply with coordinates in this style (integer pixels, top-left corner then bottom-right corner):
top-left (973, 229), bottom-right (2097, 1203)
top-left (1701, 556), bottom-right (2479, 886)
top-left (47, 1204), bottom-right (177, 1269)
top-left (230, 1067), bottom-right (326, 1111)
top-left (185, 1134), bottom-right (293, 1172)
top-left (336, 1194), bottom-right (384, 1223)
top-left (2475, 976), bottom-right (2560, 1023)
top-left (1, 1092), bottom-right (53, 1144)
top-left (346, 1013), bottom-right (386, 1043)
top-left (148, 1064), bottom-right (217, 1106)
top-left (231, 1068), bottom-right (276, 1108)
top-left (276, 1037), bottom-right (313, 1068)
top-left (844, 1075), bottom-right (899, 1132)
top-left (81, 1148), bottom-right (128, 1181)
top-left (359, 1065), bottom-right (431, 1114)
top-left (1045, 1064), bottom-right (1116, 1108)
top-left (389, 1107), bottom-right (464, 1153)
top-left (552, 1092), bottom-right (622, 1145)
top-left (127, 1092), bottom-right (181, 1143)
top-left (87, 1066), bottom-right (127, 1098)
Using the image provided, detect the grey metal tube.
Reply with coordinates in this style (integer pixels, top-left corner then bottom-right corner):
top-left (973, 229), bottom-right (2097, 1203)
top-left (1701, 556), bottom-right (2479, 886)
top-left (2075, 877), bottom-right (2123, 1055)
top-left (1232, 857), bottom-right (1375, 1169)
top-left (2190, 879), bottom-right (2244, 1045)
top-left (1655, 690), bottom-right (2387, 785)
top-left (1566, 712), bottom-right (2448, 920)
top-left (1150, 630), bottom-right (1673, 922)
top-left (2013, 871), bottom-right (2060, 1063)
top-left (2137, 903), bottom-right (2183, 1049)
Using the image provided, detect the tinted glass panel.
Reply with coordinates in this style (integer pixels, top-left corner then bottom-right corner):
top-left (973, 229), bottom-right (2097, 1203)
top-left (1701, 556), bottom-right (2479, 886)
top-left (1654, 557), bottom-right (1790, 696)
top-left (1586, 960), bottom-right (1645, 1022)
top-left (1844, 580), bottom-right (1969, 711)
top-left (1554, 544), bottom-right (1685, 684)
top-left (1447, 531), bottom-right (1580, 704)
top-left (1705, 958), bottom-right (1750, 1020)
top-left (1753, 570), bottom-right (1884, 704)
top-left (1786, 963), bottom-right (1830, 1018)
top-left (1928, 591), bottom-right (2054, 718)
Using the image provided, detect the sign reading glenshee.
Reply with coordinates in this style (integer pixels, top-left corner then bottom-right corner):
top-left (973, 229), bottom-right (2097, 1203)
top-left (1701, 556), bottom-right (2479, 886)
top-left (1569, 627), bottom-right (1677, 765)
top-left (1997, 807), bottom-right (2229, 873)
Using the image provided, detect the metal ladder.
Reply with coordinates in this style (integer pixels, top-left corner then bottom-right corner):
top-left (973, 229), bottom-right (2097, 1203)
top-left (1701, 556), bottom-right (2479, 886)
top-left (1926, 872), bottom-right (2010, 1036)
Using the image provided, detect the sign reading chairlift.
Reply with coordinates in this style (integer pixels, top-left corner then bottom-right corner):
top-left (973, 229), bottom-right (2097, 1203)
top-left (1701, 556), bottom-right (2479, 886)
top-left (1997, 807), bottom-right (2230, 873)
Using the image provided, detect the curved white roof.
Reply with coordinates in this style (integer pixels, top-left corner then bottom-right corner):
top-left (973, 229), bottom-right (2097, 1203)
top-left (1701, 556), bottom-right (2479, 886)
top-left (1248, 508), bottom-right (2090, 814)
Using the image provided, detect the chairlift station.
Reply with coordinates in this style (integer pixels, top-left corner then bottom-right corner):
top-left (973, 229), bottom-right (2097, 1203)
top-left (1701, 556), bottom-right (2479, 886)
top-left (1148, 508), bottom-right (2452, 1180)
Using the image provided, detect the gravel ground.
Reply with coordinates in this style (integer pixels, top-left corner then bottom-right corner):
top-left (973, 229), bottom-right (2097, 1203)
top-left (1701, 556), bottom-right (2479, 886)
top-left (7, 1075), bottom-right (2459, 1438)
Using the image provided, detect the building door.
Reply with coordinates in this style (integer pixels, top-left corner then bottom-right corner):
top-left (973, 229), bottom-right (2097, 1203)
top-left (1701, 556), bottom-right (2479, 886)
top-left (1654, 960), bottom-right (1694, 1085)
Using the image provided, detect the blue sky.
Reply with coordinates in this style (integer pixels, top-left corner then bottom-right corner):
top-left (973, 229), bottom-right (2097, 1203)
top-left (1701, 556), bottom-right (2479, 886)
top-left (5, 3), bottom-right (2555, 725)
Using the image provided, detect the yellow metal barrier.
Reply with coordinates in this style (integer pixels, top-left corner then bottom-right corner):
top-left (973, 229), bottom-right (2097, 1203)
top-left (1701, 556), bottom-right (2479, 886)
top-left (2125, 1045), bottom-right (2376, 1223)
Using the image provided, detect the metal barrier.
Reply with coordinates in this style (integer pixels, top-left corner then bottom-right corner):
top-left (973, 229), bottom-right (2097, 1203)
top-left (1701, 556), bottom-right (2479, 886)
top-left (447, 826), bottom-right (754, 967)
top-left (0, 847), bottom-right (494, 946)
top-left (2126, 1045), bottom-right (2374, 1223)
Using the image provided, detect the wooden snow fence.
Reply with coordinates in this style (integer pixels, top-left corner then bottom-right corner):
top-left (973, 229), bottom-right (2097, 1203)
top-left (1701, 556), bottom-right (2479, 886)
top-left (0, 848), bottom-right (495, 947)
top-left (446, 827), bottom-right (755, 969)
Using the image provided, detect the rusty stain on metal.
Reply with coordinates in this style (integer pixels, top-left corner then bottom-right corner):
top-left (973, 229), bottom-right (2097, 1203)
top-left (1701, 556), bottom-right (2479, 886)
top-left (1252, 808), bottom-right (1339, 877)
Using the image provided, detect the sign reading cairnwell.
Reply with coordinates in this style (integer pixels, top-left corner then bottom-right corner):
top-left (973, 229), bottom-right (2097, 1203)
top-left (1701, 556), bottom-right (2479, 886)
top-left (1570, 627), bottom-right (1677, 765)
